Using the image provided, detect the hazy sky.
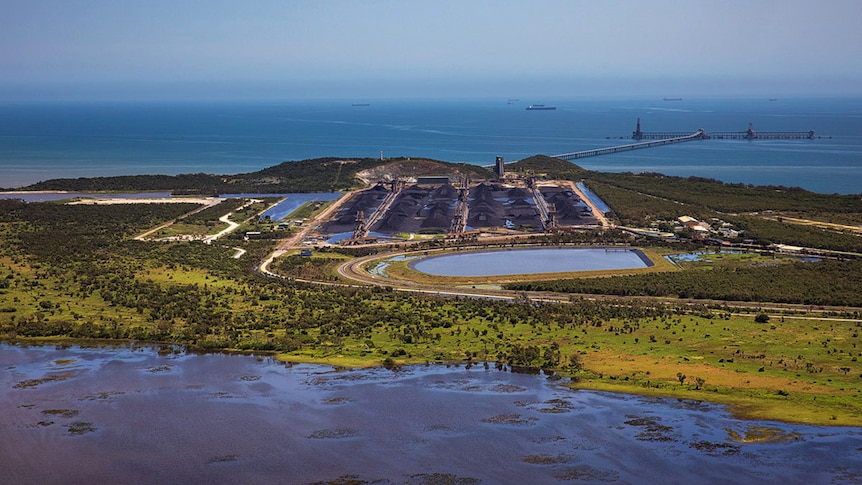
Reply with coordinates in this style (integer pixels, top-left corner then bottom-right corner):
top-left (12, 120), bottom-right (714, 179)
top-left (2, 0), bottom-right (861, 100)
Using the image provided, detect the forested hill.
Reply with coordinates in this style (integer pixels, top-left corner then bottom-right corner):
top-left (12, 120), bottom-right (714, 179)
top-left (507, 155), bottom-right (586, 179)
top-left (15, 157), bottom-right (493, 194)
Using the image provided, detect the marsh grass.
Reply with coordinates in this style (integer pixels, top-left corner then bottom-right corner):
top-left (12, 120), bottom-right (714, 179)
top-left (274, 309), bottom-right (862, 426)
top-left (3, 202), bottom-right (861, 426)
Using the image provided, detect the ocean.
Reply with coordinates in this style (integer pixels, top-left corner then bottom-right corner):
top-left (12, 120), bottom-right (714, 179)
top-left (1, 97), bottom-right (860, 194)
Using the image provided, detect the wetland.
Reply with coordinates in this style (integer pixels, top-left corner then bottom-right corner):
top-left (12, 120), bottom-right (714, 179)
top-left (3, 343), bottom-right (862, 484)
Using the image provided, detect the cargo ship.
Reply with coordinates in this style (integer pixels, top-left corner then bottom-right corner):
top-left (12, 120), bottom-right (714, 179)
top-left (526, 104), bottom-right (556, 110)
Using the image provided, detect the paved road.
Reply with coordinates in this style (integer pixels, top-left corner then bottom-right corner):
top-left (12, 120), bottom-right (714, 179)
top-left (333, 249), bottom-right (862, 321)
top-left (277, 191), bottom-right (357, 250)
top-left (203, 199), bottom-right (259, 244)
top-left (134, 198), bottom-right (221, 241)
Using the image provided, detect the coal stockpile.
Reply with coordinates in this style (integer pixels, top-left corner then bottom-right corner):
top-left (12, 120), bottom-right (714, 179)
top-left (373, 185), bottom-right (424, 233)
top-left (319, 182), bottom-right (593, 239)
top-left (467, 183), bottom-right (506, 228)
top-left (540, 186), bottom-right (597, 226)
top-left (372, 184), bottom-right (458, 235)
top-left (321, 184), bottom-right (390, 234)
top-left (506, 198), bottom-right (541, 230)
top-left (421, 184), bottom-right (458, 231)
top-left (467, 183), bottom-right (541, 231)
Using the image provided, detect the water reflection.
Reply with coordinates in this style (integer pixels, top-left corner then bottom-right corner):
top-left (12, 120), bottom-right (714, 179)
top-left (2, 344), bottom-right (861, 484)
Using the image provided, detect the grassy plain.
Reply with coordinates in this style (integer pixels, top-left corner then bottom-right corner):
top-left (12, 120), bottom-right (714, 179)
top-left (289, 200), bottom-right (335, 220)
top-left (267, 245), bottom-right (862, 426)
top-left (272, 305), bottom-right (862, 426)
top-left (3, 165), bottom-right (862, 427)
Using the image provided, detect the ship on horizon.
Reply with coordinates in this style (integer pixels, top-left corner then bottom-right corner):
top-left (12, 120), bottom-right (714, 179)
top-left (663, 97), bottom-right (683, 101)
top-left (526, 104), bottom-right (556, 110)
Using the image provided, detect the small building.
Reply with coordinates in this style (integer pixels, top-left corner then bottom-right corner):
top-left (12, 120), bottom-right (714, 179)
top-left (718, 228), bottom-right (740, 238)
top-left (300, 249), bottom-right (312, 257)
top-left (417, 176), bottom-right (450, 185)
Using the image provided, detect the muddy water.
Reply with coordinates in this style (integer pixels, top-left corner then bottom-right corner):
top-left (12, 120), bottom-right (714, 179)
top-left (2, 344), bottom-right (861, 484)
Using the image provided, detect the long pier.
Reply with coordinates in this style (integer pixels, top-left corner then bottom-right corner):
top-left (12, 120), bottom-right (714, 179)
top-left (553, 130), bottom-right (705, 161)
top-left (706, 123), bottom-right (817, 140)
top-left (552, 120), bottom-right (825, 162)
top-left (632, 120), bottom-right (823, 141)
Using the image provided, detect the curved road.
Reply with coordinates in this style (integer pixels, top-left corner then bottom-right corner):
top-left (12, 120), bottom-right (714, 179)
top-left (331, 249), bottom-right (862, 322)
top-left (254, 188), bottom-right (861, 321)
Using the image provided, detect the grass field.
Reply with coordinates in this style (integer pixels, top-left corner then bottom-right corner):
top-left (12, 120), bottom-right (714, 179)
top-left (267, 245), bottom-right (862, 426)
top-left (272, 307), bottom-right (862, 426)
top-left (3, 195), bottom-right (861, 427)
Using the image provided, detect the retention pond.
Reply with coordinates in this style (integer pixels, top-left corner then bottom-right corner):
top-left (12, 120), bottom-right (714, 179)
top-left (409, 247), bottom-right (653, 277)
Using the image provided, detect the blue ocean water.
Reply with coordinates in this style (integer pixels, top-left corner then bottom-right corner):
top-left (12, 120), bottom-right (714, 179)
top-left (1, 97), bottom-right (860, 194)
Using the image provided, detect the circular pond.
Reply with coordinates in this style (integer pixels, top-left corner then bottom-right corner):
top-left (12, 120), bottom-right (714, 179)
top-left (409, 247), bottom-right (653, 277)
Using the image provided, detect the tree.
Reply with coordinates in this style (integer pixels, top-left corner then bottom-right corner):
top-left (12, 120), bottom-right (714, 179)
top-left (677, 372), bottom-right (686, 385)
top-left (755, 313), bottom-right (770, 323)
top-left (694, 377), bottom-right (705, 390)
top-left (542, 343), bottom-right (561, 368)
top-left (568, 352), bottom-right (583, 372)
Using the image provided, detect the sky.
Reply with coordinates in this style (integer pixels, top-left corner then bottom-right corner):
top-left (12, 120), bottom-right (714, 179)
top-left (2, 0), bottom-right (861, 101)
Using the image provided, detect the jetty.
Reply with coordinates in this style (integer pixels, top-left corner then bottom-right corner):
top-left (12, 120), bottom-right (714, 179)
top-left (554, 129), bottom-right (705, 162)
top-left (552, 119), bottom-right (827, 161)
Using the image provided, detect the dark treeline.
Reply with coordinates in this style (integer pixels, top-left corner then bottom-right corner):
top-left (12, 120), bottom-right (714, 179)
top-left (579, 173), bottom-right (862, 253)
top-left (584, 171), bottom-right (862, 216)
top-left (508, 155), bottom-right (587, 180)
top-left (181, 198), bottom-right (247, 225)
top-left (508, 259), bottom-right (862, 306)
top-left (0, 199), bottom-right (199, 263)
top-left (19, 157), bottom-right (494, 194)
top-left (726, 216), bottom-right (862, 253)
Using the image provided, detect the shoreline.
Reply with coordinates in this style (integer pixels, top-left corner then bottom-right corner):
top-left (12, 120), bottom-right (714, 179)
top-left (3, 337), bottom-right (858, 427)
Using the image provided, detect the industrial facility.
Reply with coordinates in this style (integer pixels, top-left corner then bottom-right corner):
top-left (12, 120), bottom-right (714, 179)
top-left (315, 159), bottom-right (602, 244)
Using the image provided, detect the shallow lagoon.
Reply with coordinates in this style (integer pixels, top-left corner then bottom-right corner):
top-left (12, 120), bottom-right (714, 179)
top-left (410, 247), bottom-right (652, 277)
top-left (258, 192), bottom-right (342, 221)
top-left (3, 344), bottom-right (861, 484)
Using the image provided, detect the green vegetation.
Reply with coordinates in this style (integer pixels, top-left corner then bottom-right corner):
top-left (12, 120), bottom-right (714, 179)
top-left (508, 155), bottom-right (587, 180)
top-left (508, 256), bottom-right (862, 306)
top-left (728, 216), bottom-right (862, 253)
top-left (576, 171), bottom-right (862, 253)
top-left (581, 179), bottom-right (712, 226)
top-left (20, 157), bottom-right (494, 194)
top-left (151, 198), bottom-right (246, 238)
top-left (3, 158), bottom-right (862, 426)
top-left (584, 171), bottom-right (862, 219)
top-left (288, 200), bottom-right (334, 220)
top-left (271, 253), bottom-right (350, 282)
